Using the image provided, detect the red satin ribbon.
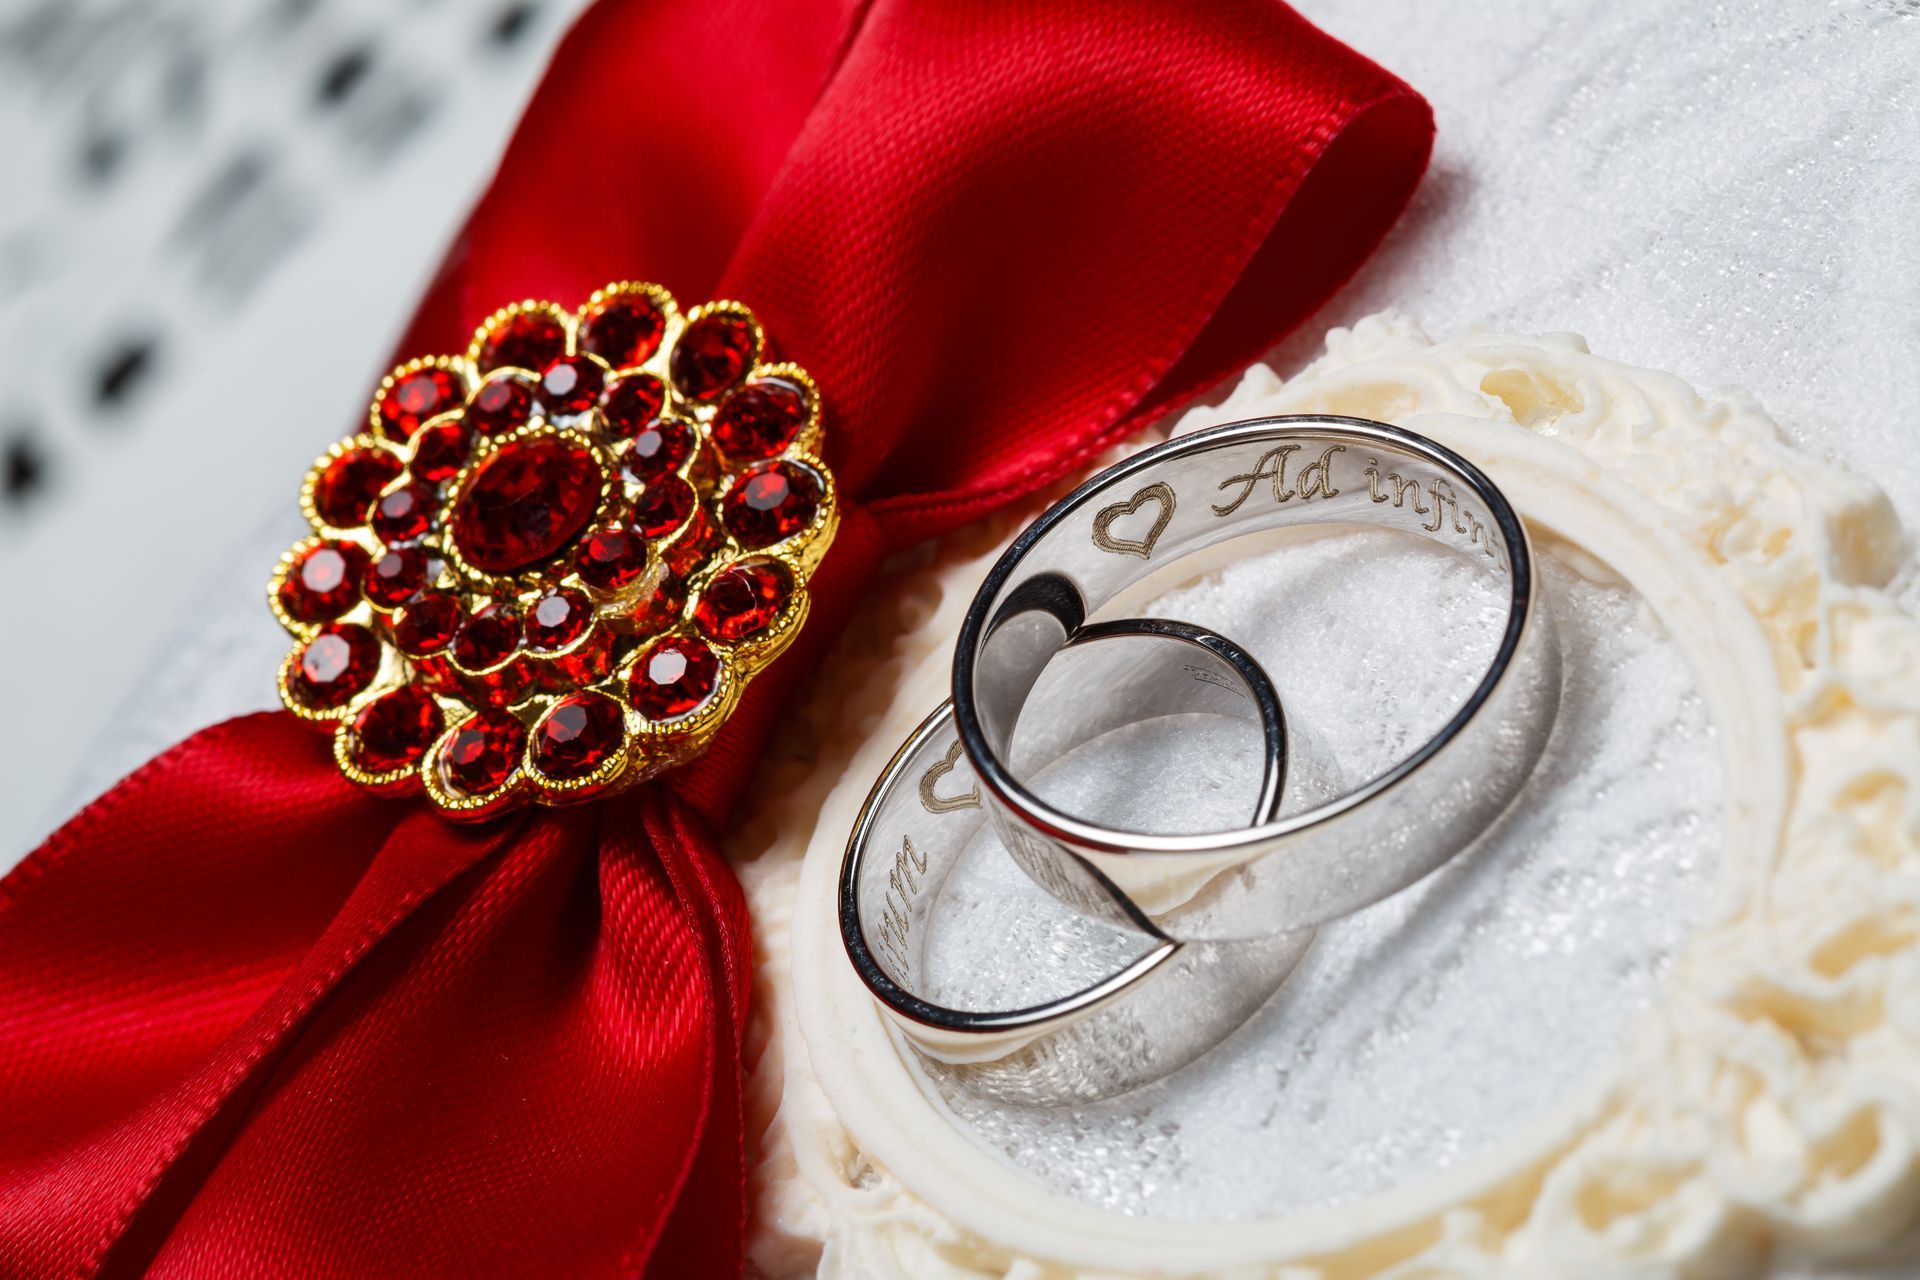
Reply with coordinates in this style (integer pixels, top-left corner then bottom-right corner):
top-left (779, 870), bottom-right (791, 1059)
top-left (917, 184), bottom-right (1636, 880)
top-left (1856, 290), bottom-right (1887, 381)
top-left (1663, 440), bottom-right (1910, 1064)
top-left (0, 2), bottom-right (1431, 1275)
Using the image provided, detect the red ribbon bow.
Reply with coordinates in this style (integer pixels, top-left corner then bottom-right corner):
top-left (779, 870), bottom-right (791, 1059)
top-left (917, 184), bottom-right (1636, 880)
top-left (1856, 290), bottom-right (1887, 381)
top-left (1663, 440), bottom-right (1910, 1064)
top-left (0, 1), bottom-right (1429, 1274)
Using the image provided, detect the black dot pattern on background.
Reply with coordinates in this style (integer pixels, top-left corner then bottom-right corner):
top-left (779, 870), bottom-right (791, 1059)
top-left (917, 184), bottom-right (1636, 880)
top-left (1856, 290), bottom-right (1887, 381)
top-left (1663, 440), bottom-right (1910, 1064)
top-left (94, 337), bottom-right (158, 411)
top-left (3, 431), bottom-right (48, 508)
top-left (490, 3), bottom-right (539, 47)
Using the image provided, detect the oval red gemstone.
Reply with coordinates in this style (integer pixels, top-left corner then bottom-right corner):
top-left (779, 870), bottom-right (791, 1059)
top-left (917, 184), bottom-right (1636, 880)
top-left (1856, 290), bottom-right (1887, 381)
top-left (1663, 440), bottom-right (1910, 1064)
top-left (694, 559), bottom-right (792, 642)
top-left (451, 603), bottom-right (520, 671)
top-left (712, 379), bottom-right (809, 462)
top-left (602, 374), bottom-right (666, 439)
top-left (527, 588), bottom-right (592, 651)
top-left (467, 374), bottom-right (535, 436)
top-left (721, 461), bottom-right (822, 548)
top-left (630, 474), bottom-right (695, 538)
top-left (292, 624), bottom-right (380, 708)
top-left (477, 311), bottom-right (567, 373)
top-left (538, 356), bottom-right (607, 417)
top-left (580, 292), bottom-right (666, 368)
top-left (362, 547), bottom-right (427, 609)
top-left (532, 693), bottom-right (626, 781)
top-left (574, 525), bottom-right (649, 592)
top-left (410, 417), bottom-right (473, 483)
top-left (452, 437), bottom-right (603, 574)
top-left (669, 313), bottom-right (756, 400)
top-left (443, 709), bottom-right (526, 795)
top-left (393, 594), bottom-right (462, 656)
top-left (371, 482), bottom-right (436, 543)
top-left (349, 685), bottom-right (443, 774)
top-left (280, 541), bottom-right (369, 622)
top-left (620, 418), bottom-right (695, 482)
top-left (378, 367), bottom-right (463, 440)
top-left (631, 636), bottom-right (720, 719)
top-left (313, 448), bottom-right (403, 528)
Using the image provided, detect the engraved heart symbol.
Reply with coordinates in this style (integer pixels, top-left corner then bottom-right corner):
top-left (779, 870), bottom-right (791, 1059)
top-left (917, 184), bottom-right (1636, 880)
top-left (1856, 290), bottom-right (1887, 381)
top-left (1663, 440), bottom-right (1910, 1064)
top-left (919, 740), bottom-right (980, 813)
top-left (1091, 481), bottom-right (1177, 559)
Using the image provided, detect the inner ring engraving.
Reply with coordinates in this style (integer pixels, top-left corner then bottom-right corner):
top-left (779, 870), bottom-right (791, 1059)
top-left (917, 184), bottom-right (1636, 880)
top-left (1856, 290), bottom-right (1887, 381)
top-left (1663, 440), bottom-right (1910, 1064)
top-left (952, 415), bottom-right (1562, 943)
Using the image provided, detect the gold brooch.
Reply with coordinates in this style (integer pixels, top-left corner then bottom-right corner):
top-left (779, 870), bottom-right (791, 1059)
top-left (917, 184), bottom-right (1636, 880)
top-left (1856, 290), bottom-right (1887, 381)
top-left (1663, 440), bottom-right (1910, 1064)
top-left (270, 283), bottom-right (837, 818)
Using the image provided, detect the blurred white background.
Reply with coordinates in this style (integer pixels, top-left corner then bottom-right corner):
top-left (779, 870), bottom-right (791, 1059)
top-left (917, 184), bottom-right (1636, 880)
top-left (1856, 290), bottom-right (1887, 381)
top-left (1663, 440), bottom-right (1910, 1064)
top-left (4, 0), bottom-right (1919, 861)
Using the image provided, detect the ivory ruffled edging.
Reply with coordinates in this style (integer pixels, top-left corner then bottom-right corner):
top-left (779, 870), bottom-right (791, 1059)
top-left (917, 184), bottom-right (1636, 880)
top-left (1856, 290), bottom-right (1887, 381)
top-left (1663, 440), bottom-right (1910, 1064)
top-left (730, 314), bottom-right (1920, 1278)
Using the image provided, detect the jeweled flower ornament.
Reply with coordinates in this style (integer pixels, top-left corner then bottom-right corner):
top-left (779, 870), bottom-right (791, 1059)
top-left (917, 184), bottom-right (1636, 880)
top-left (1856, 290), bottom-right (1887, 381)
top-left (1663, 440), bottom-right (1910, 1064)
top-left (270, 283), bottom-right (837, 818)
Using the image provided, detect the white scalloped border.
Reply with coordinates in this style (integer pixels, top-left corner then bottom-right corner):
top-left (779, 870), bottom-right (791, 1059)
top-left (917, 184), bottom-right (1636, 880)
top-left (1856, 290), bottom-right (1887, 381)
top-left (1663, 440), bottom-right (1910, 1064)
top-left (734, 315), bottom-right (1920, 1277)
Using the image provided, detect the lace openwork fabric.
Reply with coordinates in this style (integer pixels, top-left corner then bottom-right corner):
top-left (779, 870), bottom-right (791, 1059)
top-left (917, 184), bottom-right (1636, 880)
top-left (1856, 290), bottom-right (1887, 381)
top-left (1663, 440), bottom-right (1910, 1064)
top-left (734, 315), bottom-right (1920, 1279)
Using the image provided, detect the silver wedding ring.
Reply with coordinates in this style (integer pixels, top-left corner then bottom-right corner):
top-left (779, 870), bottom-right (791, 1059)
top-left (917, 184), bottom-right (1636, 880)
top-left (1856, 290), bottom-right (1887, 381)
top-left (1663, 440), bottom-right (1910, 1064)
top-left (840, 416), bottom-right (1561, 1095)
top-left (840, 618), bottom-right (1312, 1104)
top-left (953, 416), bottom-right (1560, 941)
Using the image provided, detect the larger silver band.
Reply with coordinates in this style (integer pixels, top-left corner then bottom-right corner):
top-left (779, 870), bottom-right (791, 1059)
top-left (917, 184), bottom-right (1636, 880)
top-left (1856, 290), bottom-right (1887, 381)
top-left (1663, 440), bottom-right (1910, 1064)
top-left (952, 416), bottom-right (1562, 942)
top-left (840, 620), bottom-right (1309, 1104)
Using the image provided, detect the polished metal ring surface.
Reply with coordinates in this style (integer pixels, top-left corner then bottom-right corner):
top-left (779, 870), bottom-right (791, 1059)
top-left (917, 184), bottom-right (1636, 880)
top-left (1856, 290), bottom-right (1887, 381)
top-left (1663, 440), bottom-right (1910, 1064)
top-left (840, 619), bottom-right (1309, 1104)
top-left (951, 415), bottom-right (1562, 942)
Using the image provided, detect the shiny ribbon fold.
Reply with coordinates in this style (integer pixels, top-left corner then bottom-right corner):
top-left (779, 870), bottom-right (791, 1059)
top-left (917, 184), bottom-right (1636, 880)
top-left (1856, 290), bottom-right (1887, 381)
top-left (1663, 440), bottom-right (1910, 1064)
top-left (0, 1), bottom-right (1431, 1274)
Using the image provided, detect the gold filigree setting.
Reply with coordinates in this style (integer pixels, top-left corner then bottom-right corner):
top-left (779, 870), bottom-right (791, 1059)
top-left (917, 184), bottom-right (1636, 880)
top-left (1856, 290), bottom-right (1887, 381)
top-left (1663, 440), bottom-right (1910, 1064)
top-left (270, 282), bottom-right (838, 819)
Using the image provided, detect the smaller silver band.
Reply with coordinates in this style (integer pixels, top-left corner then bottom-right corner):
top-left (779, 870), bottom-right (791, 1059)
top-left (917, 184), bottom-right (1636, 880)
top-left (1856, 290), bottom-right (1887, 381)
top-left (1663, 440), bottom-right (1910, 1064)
top-left (839, 621), bottom-right (1306, 1105)
top-left (952, 416), bottom-right (1563, 942)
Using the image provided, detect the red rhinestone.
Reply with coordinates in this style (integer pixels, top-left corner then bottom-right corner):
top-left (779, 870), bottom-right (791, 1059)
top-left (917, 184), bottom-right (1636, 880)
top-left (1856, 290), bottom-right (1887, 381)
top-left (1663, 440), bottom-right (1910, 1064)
top-left (670, 313), bottom-right (756, 400)
top-left (631, 474), bottom-right (695, 538)
top-left (620, 419), bottom-right (696, 482)
top-left (280, 541), bottom-right (369, 622)
top-left (574, 525), bottom-right (649, 592)
top-left (410, 417), bottom-right (473, 483)
top-left (452, 603), bottom-right (520, 671)
top-left (394, 594), bottom-right (462, 656)
top-left (631, 636), bottom-right (720, 719)
top-left (467, 374), bottom-right (535, 436)
top-left (712, 379), bottom-right (809, 462)
top-left (443, 710), bottom-right (526, 795)
top-left (371, 482), bottom-right (436, 543)
top-left (602, 374), bottom-right (666, 439)
top-left (292, 624), bottom-right (380, 709)
top-left (452, 437), bottom-right (603, 574)
top-left (721, 461), bottom-right (822, 548)
top-left (349, 685), bottom-right (443, 774)
top-left (378, 366), bottom-right (462, 440)
top-left (362, 547), bottom-right (427, 609)
top-left (580, 292), bottom-right (666, 368)
top-left (527, 588), bottom-right (592, 651)
top-left (314, 448), bottom-right (403, 528)
top-left (538, 356), bottom-right (607, 417)
top-left (478, 311), bottom-right (567, 373)
top-left (533, 693), bottom-right (626, 781)
top-left (695, 560), bottom-right (792, 642)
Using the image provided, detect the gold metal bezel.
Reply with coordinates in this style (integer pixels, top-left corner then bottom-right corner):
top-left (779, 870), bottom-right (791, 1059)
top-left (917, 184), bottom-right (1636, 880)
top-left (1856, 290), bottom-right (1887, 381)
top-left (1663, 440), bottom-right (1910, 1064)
top-left (522, 692), bottom-right (637, 797)
top-left (299, 434), bottom-right (405, 537)
top-left (577, 281), bottom-right (683, 370)
top-left (676, 300), bottom-right (765, 401)
top-left (421, 711), bottom-right (531, 818)
top-left (369, 355), bottom-right (471, 443)
top-left (466, 300), bottom-right (574, 375)
top-left (330, 693), bottom-right (451, 794)
top-left (433, 419), bottom-right (622, 596)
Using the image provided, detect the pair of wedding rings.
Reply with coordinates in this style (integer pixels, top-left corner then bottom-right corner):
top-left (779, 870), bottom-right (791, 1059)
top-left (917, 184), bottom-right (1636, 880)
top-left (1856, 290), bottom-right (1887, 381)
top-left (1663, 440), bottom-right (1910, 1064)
top-left (839, 417), bottom-right (1562, 1103)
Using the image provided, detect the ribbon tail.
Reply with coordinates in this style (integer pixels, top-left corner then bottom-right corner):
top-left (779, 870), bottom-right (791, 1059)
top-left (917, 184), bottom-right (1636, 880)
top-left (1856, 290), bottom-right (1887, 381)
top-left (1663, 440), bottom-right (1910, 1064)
top-left (631, 792), bottom-right (755, 1278)
top-left (0, 714), bottom-right (516, 1277)
top-left (0, 718), bottom-right (754, 1279)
